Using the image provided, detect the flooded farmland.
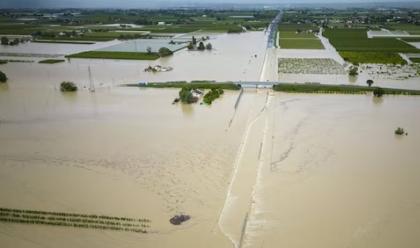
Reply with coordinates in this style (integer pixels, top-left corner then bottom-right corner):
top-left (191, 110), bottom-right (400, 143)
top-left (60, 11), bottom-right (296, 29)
top-left (1, 29), bottom-right (420, 248)
top-left (1, 74), bottom-right (420, 247)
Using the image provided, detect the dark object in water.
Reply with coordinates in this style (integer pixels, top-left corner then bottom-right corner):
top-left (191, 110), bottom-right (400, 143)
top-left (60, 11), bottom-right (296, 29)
top-left (172, 98), bottom-right (180, 104)
top-left (170, 214), bottom-right (190, 225)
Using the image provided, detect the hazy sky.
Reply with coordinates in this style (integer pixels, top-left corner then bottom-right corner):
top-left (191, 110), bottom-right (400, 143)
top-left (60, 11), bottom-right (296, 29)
top-left (0, 0), bottom-right (418, 8)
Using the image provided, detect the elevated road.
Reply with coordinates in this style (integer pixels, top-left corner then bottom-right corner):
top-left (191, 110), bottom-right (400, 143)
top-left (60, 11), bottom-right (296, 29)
top-left (260, 11), bottom-right (282, 82)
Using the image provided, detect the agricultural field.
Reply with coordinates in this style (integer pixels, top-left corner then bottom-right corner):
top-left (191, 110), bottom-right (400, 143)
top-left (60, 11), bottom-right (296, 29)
top-left (279, 39), bottom-right (324, 49)
top-left (0, 9), bottom-right (277, 41)
top-left (278, 58), bottom-right (345, 74)
top-left (386, 24), bottom-right (420, 35)
top-left (278, 24), bottom-right (323, 49)
top-left (340, 51), bottom-right (407, 65)
top-left (323, 28), bottom-right (418, 52)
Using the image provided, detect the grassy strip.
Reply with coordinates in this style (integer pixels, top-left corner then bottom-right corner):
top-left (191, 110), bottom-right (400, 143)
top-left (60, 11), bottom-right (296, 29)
top-left (279, 38), bottom-right (324, 49)
top-left (66, 51), bottom-right (159, 60)
top-left (340, 51), bottom-right (407, 65)
top-left (126, 81), bottom-right (241, 90)
top-left (38, 59), bottom-right (65, 64)
top-left (33, 40), bottom-right (95, 44)
top-left (0, 207), bottom-right (150, 233)
top-left (273, 83), bottom-right (420, 95)
top-left (411, 58), bottom-right (420, 63)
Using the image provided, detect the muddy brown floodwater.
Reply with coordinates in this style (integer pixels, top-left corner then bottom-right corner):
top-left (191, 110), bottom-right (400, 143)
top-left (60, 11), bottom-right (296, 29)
top-left (1, 31), bottom-right (420, 247)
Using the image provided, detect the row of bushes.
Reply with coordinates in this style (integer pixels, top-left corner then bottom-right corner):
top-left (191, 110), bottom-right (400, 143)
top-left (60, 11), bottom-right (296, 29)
top-left (273, 83), bottom-right (420, 95)
top-left (134, 81), bottom-right (241, 90)
top-left (203, 88), bottom-right (224, 104)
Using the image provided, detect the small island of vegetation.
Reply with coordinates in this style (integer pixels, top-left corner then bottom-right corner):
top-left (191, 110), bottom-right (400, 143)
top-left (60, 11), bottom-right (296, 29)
top-left (395, 127), bottom-right (407, 136)
top-left (203, 88), bottom-right (224, 104)
top-left (60, 81), bottom-right (78, 92)
top-left (39, 59), bottom-right (65, 64)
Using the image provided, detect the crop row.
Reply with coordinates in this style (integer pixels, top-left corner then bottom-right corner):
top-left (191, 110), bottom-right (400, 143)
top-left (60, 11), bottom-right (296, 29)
top-left (0, 207), bottom-right (150, 223)
top-left (0, 217), bottom-right (147, 233)
top-left (0, 212), bottom-right (150, 228)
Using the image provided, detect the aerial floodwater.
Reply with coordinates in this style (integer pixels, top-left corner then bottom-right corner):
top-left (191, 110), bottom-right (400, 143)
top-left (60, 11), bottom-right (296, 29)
top-left (1, 5), bottom-right (420, 248)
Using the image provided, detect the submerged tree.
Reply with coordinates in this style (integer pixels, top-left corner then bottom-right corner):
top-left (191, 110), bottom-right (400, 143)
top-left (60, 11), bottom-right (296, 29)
top-left (205, 43), bottom-right (212, 50)
top-left (373, 87), bottom-right (384, 97)
top-left (1, 37), bottom-right (9, 45)
top-left (192, 36), bottom-right (197, 45)
top-left (60, 81), bottom-right (77, 92)
top-left (179, 87), bottom-right (196, 103)
top-left (146, 46), bottom-right (152, 54)
top-left (394, 127), bottom-right (405, 135)
top-left (197, 41), bottom-right (205, 51)
top-left (348, 66), bottom-right (358, 76)
top-left (187, 42), bottom-right (194, 50)
top-left (0, 70), bottom-right (7, 83)
top-left (366, 79), bottom-right (374, 87)
top-left (158, 47), bottom-right (173, 57)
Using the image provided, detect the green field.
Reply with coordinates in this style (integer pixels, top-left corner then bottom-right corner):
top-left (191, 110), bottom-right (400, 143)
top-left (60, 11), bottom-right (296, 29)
top-left (278, 24), bottom-right (322, 49)
top-left (402, 37), bottom-right (420, 42)
top-left (411, 58), bottom-right (420, 63)
top-left (323, 28), bottom-right (418, 52)
top-left (66, 51), bottom-right (160, 60)
top-left (340, 52), bottom-right (407, 65)
top-left (279, 31), bottom-right (316, 39)
top-left (279, 38), bottom-right (324, 49)
top-left (386, 24), bottom-right (420, 35)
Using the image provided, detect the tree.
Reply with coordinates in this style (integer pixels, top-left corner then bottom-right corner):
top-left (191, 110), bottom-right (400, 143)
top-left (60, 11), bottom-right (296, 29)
top-left (60, 81), bottom-right (77, 92)
top-left (187, 42), bottom-right (194, 50)
top-left (146, 46), bottom-right (152, 54)
top-left (179, 87), bottom-right (195, 103)
top-left (349, 66), bottom-right (358, 76)
top-left (197, 42), bottom-right (205, 51)
top-left (366, 79), bottom-right (374, 87)
top-left (205, 43), bottom-right (212, 50)
top-left (158, 47), bottom-right (173, 57)
top-left (10, 38), bottom-right (19, 46)
top-left (1, 37), bottom-right (9, 45)
top-left (373, 87), bottom-right (384, 97)
top-left (192, 36), bottom-right (197, 45)
top-left (0, 70), bottom-right (7, 83)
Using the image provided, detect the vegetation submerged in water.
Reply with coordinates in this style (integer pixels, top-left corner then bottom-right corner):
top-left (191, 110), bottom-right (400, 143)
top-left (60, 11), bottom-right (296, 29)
top-left (394, 127), bottom-right (406, 135)
top-left (60, 81), bottom-right (78, 92)
top-left (179, 87), bottom-right (197, 103)
top-left (273, 83), bottom-right (420, 95)
top-left (203, 88), bottom-right (224, 104)
top-left (38, 59), bottom-right (65, 64)
top-left (0, 207), bottom-right (150, 233)
top-left (0, 70), bottom-right (7, 83)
